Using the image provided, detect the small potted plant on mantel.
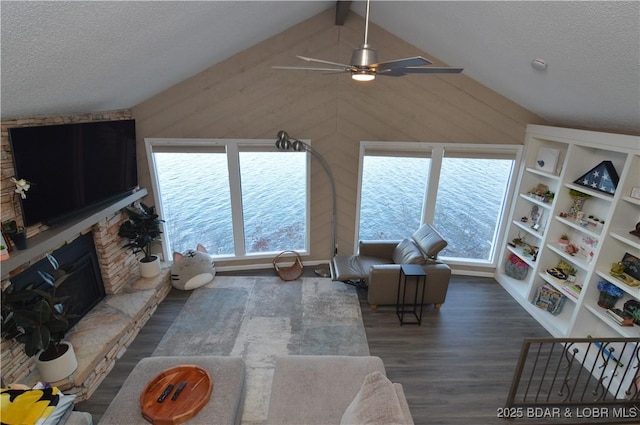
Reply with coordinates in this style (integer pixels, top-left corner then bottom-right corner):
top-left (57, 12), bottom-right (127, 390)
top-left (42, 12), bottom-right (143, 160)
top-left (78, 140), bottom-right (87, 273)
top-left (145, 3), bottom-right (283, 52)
top-left (1, 178), bottom-right (32, 250)
top-left (118, 202), bottom-right (164, 278)
top-left (1, 254), bottom-right (78, 382)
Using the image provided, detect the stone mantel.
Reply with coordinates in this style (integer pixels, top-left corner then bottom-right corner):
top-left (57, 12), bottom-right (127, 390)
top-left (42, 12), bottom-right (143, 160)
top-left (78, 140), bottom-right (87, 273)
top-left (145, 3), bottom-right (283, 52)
top-left (1, 188), bottom-right (147, 279)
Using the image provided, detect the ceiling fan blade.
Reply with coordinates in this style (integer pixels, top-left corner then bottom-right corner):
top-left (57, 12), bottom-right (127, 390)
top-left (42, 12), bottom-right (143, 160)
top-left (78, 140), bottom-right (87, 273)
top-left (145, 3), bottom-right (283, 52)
top-left (380, 66), bottom-right (464, 76)
top-left (375, 56), bottom-right (431, 71)
top-left (296, 56), bottom-right (352, 70)
top-left (272, 66), bottom-right (348, 73)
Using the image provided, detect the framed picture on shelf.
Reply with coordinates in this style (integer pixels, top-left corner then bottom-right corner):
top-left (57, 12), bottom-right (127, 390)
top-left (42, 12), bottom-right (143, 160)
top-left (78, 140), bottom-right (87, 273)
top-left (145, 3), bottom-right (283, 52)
top-left (631, 187), bottom-right (640, 200)
top-left (535, 147), bottom-right (560, 174)
top-left (578, 235), bottom-right (598, 263)
top-left (530, 205), bottom-right (544, 231)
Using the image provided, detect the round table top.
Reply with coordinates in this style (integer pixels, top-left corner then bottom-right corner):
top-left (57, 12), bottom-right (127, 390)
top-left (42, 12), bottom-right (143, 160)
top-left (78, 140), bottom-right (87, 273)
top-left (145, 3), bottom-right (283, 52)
top-left (140, 364), bottom-right (212, 425)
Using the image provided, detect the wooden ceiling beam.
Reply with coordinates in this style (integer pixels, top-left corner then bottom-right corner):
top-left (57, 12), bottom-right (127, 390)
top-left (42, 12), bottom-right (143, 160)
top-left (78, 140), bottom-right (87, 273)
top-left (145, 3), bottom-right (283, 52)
top-left (335, 1), bottom-right (352, 26)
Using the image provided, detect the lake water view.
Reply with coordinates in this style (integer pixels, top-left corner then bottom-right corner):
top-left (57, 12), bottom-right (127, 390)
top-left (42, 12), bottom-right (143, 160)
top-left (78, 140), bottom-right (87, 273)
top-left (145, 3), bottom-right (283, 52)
top-left (154, 152), bottom-right (512, 262)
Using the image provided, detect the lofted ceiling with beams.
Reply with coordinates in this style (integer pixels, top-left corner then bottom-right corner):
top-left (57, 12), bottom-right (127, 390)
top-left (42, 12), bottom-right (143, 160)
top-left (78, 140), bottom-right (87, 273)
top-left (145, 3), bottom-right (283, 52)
top-left (1, 1), bottom-right (638, 134)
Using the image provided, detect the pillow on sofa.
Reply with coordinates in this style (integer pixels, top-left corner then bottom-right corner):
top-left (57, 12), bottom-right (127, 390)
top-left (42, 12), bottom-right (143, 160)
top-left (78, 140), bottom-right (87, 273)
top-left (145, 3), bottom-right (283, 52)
top-left (340, 371), bottom-right (410, 425)
top-left (392, 239), bottom-right (425, 265)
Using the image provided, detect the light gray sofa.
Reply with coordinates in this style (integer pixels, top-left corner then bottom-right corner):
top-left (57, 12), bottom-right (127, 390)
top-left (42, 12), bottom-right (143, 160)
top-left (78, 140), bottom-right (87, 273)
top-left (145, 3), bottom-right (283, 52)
top-left (332, 223), bottom-right (451, 309)
top-left (76, 355), bottom-right (410, 425)
top-left (267, 355), bottom-right (414, 425)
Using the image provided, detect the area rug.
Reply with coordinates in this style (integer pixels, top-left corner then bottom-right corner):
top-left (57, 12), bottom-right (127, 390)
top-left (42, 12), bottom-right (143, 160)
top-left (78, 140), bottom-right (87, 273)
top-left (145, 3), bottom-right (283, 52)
top-left (152, 276), bottom-right (369, 425)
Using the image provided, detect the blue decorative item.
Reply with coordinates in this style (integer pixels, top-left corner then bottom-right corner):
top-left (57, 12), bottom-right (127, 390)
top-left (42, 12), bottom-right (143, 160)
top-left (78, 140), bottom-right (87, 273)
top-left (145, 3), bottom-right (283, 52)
top-left (574, 161), bottom-right (619, 195)
top-left (596, 280), bottom-right (623, 309)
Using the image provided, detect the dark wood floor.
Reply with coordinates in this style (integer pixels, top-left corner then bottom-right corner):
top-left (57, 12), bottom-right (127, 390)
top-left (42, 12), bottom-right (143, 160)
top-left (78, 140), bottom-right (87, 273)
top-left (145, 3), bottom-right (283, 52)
top-left (360, 275), bottom-right (553, 425)
top-left (77, 272), bottom-right (556, 424)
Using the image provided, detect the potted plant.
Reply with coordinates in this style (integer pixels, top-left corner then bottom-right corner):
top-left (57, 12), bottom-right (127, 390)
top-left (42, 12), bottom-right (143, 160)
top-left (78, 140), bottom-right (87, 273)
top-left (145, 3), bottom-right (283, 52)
top-left (558, 233), bottom-right (570, 246)
top-left (596, 280), bottom-right (623, 309)
top-left (118, 202), bottom-right (164, 278)
top-left (1, 254), bottom-right (78, 382)
top-left (2, 178), bottom-right (31, 250)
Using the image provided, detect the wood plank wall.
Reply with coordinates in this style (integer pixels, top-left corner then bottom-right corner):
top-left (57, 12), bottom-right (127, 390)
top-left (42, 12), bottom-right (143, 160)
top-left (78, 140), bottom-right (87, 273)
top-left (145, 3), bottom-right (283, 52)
top-left (132, 8), bottom-right (545, 267)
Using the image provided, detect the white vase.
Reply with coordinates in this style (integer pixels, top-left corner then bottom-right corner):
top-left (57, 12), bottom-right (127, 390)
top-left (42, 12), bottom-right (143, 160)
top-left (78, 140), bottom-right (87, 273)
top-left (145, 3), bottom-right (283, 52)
top-left (36, 341), bottom-right (78, 383)
top-left (139, 255), bottom-right (161, 278)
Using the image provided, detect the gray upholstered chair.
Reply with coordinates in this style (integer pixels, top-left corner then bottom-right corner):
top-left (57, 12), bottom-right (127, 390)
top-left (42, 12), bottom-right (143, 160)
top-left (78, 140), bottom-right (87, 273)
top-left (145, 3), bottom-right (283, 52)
top-left (331, 223), bottom-right (451, 309)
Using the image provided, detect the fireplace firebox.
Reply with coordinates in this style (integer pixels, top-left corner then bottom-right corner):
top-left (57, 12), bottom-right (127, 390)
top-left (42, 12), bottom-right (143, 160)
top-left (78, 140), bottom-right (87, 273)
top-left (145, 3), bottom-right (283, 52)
top-left (5, 233), bottom-right (105, 330)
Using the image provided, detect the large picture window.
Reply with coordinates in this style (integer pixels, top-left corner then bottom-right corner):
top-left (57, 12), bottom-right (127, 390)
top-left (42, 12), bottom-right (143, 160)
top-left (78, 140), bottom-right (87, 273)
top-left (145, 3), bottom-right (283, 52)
top-left (359, 154), bottom-right (430, 241)
top-left (358, 143), bottom-right (519, 266)
top-left (146, 139), bottom-right (308, 260)
top-left (434, 153), bottom-right (514, 262)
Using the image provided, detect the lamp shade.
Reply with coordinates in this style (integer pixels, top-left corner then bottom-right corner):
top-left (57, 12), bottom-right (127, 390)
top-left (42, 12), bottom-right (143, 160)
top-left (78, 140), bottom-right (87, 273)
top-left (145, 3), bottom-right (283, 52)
top-left (275, 131), bottom-right (291, 150)
top-left (292, 140), bottom-right (306, 151)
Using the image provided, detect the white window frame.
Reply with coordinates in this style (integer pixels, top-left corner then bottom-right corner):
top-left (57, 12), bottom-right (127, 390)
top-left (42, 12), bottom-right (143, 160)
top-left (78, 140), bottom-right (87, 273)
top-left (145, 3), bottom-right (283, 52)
top-left (145, 138), bottom-right (311, 262)
top-left (356, 141), bottom-right (522, 268)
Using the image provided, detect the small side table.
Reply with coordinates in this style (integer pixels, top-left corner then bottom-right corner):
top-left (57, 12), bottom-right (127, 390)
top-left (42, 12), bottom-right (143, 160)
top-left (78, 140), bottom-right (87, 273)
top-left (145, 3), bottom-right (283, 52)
top-left (396, 264), bottom-right (427, 326)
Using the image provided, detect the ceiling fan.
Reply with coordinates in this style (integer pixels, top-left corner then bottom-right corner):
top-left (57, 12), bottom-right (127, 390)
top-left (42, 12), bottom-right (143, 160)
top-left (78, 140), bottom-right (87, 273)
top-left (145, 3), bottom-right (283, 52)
top-left (273, 0), bottom-right (463, 81)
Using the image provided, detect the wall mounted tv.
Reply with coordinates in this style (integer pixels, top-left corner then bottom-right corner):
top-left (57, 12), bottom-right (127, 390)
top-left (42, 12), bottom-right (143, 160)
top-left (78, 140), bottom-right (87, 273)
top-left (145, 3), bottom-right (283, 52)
top-left (9, 119), bottom-right (138, 227)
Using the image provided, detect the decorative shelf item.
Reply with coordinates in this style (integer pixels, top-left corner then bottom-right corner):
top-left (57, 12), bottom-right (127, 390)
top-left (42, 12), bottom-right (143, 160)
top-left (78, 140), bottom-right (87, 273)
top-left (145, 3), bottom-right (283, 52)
top-left (535, 147), bottom-right (561, 174)
top-left (610, 253), bottom-right (640, 287)
top-left (496, 124), bottom-right (639, 345)
top-left (533, 283), bottom-right (566, 315)
top-left (573, 160), bottom-right (619, 195)
top-left (597, 280), bottom-right (624, 309)
top-left (505, 253), bottom-right (530, 280)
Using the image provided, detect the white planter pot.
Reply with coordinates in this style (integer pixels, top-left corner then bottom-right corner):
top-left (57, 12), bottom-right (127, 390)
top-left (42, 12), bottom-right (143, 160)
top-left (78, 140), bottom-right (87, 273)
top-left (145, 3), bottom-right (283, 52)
top-left (36, 341), bottom-right (78, 383)
top-left (139, 255), bottom-right (161, 278)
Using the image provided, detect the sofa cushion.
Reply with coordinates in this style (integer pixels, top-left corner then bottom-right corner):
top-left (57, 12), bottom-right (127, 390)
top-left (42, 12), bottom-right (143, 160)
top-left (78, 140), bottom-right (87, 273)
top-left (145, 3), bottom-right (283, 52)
top-left (267, 356), bottom-right (386, 425)
top-left (412, 223), bottom-right (447, 258)
top-left (340, 371), bottom-right (411, 425)
top-left (392, 239), bottom-right (426, 265)
top-left (332, 254), bottom-right (392, 281)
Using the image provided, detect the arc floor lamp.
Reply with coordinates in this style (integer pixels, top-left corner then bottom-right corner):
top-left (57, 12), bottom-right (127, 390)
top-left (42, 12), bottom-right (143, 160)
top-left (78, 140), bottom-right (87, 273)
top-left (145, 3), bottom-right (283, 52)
top-left (275, 131), bottom-right (337, 275)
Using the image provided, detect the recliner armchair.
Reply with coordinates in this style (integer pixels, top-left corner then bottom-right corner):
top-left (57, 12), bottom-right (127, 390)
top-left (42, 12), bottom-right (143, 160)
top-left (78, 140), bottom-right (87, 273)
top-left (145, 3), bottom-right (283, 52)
top-left (331, 223), bottom-right (451, 309)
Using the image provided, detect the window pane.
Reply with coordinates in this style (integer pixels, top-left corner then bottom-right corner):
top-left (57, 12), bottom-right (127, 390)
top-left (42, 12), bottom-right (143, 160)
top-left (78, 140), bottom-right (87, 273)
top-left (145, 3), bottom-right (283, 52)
top-left (239, 151), bottom-right (306, 253)
top-left (153, 152), bottom-right (233, 255)
top-left (434, 158), bottom-right (513, 261)
top-left (359, 156), bottom-right (430, 241)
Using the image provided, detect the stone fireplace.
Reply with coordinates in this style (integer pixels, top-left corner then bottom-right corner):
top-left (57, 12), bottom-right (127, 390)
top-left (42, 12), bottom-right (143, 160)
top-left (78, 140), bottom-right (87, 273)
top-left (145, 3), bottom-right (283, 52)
top-left (1, 112), bottom-right (170, 401)
top-left (0, 193), bottom-right (171, 401)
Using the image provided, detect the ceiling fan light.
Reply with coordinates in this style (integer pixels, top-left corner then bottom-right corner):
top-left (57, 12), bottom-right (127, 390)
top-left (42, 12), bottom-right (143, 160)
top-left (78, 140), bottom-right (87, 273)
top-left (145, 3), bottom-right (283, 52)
top-left (351, 71), bottom-right (375, 82)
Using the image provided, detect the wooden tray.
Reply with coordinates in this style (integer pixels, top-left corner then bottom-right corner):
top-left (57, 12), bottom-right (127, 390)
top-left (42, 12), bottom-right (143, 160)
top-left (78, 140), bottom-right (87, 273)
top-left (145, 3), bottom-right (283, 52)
top-left (140, 365), bottom-right (212, 425)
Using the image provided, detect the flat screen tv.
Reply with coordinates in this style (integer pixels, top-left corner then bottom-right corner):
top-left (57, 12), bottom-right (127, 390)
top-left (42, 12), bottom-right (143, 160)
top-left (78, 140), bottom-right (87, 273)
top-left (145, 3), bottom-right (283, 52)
top-left (9, 119), bottom-right (138, 227)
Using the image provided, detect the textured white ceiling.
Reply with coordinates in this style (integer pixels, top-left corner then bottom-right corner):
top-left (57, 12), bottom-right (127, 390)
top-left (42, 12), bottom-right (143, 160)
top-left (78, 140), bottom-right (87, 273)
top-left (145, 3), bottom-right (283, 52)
top-left (1, 1), bottom-right (639, 134)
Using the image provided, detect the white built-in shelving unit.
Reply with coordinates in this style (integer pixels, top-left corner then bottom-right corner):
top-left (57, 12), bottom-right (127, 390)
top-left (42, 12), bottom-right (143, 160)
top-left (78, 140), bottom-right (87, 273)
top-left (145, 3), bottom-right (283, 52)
top-left (496, 124), bottom-right (639, 397)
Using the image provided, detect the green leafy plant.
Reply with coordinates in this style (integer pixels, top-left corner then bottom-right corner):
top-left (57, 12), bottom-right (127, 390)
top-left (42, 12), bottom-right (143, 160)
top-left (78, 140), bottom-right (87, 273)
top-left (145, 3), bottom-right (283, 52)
top-left (569, 189), bottom-right (591, 199)
top-left (543, 191), bottom-right (555, 202)
top-left (557, 261), bottom-right (577, 276)
top-left (1, 254), bottom-right (75, 357)
top-left (118, 202), bottom-right (164, 262)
